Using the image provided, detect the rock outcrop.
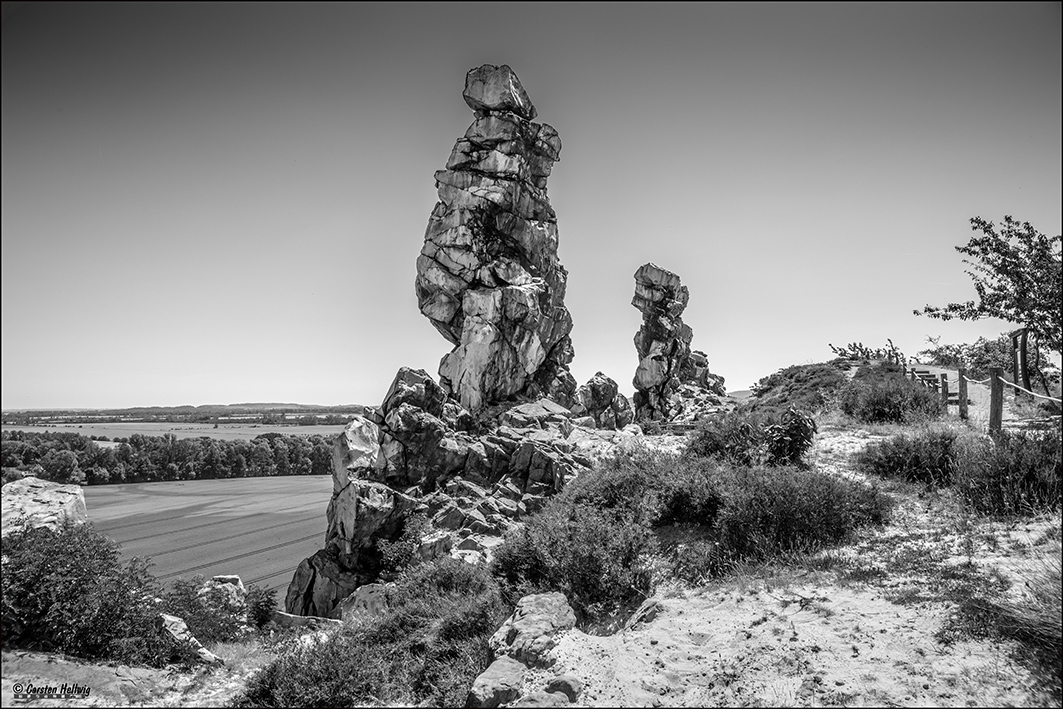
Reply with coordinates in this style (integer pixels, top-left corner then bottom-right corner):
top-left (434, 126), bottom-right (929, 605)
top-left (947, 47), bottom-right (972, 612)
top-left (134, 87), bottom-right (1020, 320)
top-left (1, 477), bottom-right (88, 538)
top-left (570, 371), bottom-right (633, 430)
top-left (631, 263), bottom-right (724, 422)
top-left (286, 367), bottom-right (590, 619)
top-left (489, 591), bottom-right (576, 668)
top-left (631, 263), bottom-right (694, 421)
top-left (416, 64), bottom-right (576, 413)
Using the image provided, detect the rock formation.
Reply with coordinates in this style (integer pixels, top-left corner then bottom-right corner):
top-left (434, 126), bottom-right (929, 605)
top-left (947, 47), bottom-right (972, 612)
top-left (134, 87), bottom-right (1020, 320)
top-left (631, 263), bottom-right (694, 421)
top-left (286, 367), bottom-right (590, 619)
top-left (570, 371), bottom-right (633, 430)
top-left (415, 64), bottom-right (576, 413)
top-left (631, 263), bottom-right (725, 422)
top-left (1, 477), bottom-right (88, 538)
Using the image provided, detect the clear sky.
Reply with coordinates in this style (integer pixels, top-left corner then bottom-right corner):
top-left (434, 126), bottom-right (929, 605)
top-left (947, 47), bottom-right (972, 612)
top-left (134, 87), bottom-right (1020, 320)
top-left (2, 2), bottom-right (1060, 410)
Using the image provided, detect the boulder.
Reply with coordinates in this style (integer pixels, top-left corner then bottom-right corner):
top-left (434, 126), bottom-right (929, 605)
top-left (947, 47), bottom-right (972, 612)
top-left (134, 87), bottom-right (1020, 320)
top-left (157, 613), bottom-right (222, 664)
top-left (271, 610), bottom-right (344, 629)
top-left (463, 64), bottom-right (538, 120)
top-left (339, 582), bottom-right (389, 621)
top-left (490, 592), bottom-right (576, 667)
top-left (545, 675), bottom-right (583, 702)
top-left (571, 371), bottom-right (634, 430)
top-left (285, 549), bottom-right (367, 619)
top-left (466, 655), bottom-right (527, 708)
top-left (417, 65), bottom-right (576, 413)
top-left (1, 477), bottom-right (88, 538)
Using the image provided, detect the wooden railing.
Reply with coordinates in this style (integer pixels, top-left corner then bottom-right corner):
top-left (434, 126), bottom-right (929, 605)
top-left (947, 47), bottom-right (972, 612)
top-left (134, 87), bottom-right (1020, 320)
top-left (905, 364), bottom-right (1062, 433)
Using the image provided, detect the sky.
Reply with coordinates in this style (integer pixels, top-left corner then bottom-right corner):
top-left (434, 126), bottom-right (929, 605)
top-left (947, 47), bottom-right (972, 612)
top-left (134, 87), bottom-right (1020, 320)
top-left (2, 2), bottom-right (1061, 410)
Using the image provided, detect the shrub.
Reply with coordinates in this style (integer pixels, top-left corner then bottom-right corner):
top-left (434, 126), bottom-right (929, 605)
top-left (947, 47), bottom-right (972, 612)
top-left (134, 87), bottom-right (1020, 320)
top-left (686, 406), bottom-right (817, 467)
top-left (747, 362), bottom-right (849, 415)
top-left (953, 430), bottom-right (1062, 516)
top-left (235, 557), bottom-right (506, 708)
top-left (493, 447), bottom-right (890, 599)
top-left (839, 370), bottom-right (942, 423)
top-left (853, 429), bottom-right (959, 486)
top-left (1, 520), bottom-right (175, 666)
top-left (162, 575), bottom-right (248, 644)
top-left (244, 584), bottom-right (276, 630)
top-left (376, 513), bottom-right (432, 576)
top-left (490, 501), bottom-right (656, 624)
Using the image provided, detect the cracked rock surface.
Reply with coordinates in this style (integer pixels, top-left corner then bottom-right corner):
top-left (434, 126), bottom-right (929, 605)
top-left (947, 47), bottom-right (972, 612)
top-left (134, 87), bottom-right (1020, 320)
top-left (416, 63), bottom-right (576, 413)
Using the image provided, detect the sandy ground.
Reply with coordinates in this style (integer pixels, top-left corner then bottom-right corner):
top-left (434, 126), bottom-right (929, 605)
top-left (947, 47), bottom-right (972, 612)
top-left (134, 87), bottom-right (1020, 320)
top-left (517, 422), bottom-right (1060, 707)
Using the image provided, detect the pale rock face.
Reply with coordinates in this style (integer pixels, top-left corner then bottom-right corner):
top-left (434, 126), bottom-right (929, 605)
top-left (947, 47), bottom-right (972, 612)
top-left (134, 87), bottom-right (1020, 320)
top-left (490, 591), bottom-right (577, 667)
top-left (417, 64), bottom-right (575, 412)
top-left (1, 477), bottom-right (88, 538)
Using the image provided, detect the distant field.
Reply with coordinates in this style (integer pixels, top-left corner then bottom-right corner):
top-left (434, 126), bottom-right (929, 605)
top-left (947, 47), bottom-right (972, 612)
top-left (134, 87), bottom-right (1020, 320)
top-left (1, 422), bottom-right (347, 441)
top-left (83, 477), bottom-right (334, 607)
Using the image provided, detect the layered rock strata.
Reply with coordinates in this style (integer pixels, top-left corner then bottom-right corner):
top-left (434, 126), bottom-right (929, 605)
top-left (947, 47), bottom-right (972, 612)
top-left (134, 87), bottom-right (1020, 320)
top-left (286, 366), bottom-right (589, 619)
top-left (416, 64), bottom-right (576, 413)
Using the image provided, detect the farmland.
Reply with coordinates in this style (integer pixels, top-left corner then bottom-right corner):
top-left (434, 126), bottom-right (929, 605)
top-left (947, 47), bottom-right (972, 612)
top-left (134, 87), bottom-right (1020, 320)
top-left (82, 476), bottom-right (333, 607)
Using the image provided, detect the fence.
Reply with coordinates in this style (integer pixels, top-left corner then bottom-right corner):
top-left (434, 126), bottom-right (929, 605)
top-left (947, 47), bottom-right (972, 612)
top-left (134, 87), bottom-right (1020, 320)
top-left (904, 364), bottom-right (1062, 433)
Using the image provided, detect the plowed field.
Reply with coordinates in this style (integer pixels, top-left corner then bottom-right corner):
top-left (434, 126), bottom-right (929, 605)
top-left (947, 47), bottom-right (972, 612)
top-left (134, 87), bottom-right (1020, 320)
top-left (83, 477), bottom-right (333, 607)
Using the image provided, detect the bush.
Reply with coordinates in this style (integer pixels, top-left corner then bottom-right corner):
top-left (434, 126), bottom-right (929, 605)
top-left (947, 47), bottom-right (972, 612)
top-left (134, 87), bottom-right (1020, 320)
top-left (853, 429), bottom-right (959, 486)
top-left (1, 520), bottom-right (175, 666)
top-left (162, 576), bottom-right (248, 644)
top-left (953, 430), bottom-right (1062, 516)
top-left (839, 369), bottom-right (942, 423)
top-left (686, 406), bottom-right (817, 467)
top-left (235, 557), bottom-right (507, 708)
top-left (663, 462), bottom-right (891, 582)
top-left (490, 502), bottom-right (656, 624)
top-left (747, 362), bottom-right (849, 415)
top-left (493, 447), bottom-right (891, 602)
top-left (376, 513), bottom-right (431, 576)
top-left (245, 584), bottom-right (276, 630)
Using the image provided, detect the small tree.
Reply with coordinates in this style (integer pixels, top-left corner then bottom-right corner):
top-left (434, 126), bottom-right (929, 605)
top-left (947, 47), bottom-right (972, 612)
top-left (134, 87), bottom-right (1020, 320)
top-left (915, 216), bottom-right (1062, 355)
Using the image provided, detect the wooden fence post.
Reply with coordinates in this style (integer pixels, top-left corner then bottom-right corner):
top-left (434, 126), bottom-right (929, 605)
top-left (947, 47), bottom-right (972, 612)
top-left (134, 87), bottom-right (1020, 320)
top-left (940, 373), bottom-right (949, 407)
top-left (958, 368), bottom-right (968, 421)
top-left (989, 366), bottom-right (1003, 435)
top-left (910, 371), bottom-right (916, 383)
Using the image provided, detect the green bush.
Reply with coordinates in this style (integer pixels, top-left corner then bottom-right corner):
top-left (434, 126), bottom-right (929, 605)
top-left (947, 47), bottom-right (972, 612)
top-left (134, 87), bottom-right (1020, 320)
top-left (1, 520), bottom-right (175, 666)
top-left (839, 370), bottom-right (942, 423)
top-left (235, 557), bottom-right (507, 708)
top-left (685, 406), bottom-right (817, 467)
top-left (853, 429), bottom-right (959, 486)
top-left (953, 430), bottom-right (1062, 516)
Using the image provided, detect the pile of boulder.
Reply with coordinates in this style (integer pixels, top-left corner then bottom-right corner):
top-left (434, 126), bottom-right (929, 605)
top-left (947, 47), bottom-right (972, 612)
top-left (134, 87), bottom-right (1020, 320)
top-left (467, 592), bottom-right (583, 707)
top-left (284, 367), bottom-right (594, 619)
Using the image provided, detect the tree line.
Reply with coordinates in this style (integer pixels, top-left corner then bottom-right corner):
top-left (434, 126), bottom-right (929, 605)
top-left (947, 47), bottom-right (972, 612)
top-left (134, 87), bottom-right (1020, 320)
top-left (1, 430), bottom-right (335, 486)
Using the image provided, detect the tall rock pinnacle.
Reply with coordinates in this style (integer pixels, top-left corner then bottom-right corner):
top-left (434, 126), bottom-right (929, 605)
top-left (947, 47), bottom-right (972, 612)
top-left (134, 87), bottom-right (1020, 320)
top-left (415, 64), bottom-right (576, 413)
top-left (631, 263), bottom-right (693, 421)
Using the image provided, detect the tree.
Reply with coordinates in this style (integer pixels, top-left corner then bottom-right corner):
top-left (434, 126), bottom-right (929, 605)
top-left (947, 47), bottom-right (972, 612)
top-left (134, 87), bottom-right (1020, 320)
top-left (915, 216), bottom-right (1062, 356)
